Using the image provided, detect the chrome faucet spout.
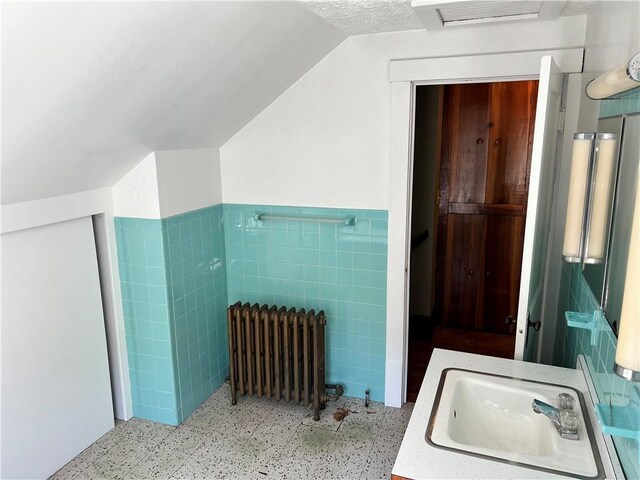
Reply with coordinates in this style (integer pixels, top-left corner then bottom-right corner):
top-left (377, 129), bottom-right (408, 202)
top-left (532, 399), bottom-right (559, 419)
top-left (532, 398), bottom-right (580, 440)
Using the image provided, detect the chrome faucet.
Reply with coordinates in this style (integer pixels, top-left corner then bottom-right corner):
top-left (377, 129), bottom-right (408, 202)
top-left (532, 398), bottom-right (580, 440)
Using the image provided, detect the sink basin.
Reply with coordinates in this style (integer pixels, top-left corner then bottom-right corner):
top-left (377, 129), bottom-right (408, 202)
top-left (427, 369), bottom-right (604, 479)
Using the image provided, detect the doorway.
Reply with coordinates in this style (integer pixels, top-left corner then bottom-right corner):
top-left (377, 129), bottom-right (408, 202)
top-left (407, 80), bottom-right (539, 401)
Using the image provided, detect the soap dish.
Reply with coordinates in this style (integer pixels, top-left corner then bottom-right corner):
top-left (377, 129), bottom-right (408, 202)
top-left (565, 310), bottom-right (602, 346)
top-left (594, 402), bottom-right (640, 440)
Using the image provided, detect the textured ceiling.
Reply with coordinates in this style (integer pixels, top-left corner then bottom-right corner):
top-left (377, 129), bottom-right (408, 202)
top-left (302, 0), bottom-right (596, 35)
top-left (302, 0), bottom-right (423, 35)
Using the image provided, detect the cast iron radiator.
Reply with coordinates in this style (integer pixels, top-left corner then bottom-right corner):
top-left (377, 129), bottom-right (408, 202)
top-left (227, 302), bottom-right (328, 421)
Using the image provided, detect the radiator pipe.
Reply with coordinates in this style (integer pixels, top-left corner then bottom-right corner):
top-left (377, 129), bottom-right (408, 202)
top-left (325, 384), bottom-right (344, 397)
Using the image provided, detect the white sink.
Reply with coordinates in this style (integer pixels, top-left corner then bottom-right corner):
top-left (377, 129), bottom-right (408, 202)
top-left (427, 369), bottom-right (604, 479)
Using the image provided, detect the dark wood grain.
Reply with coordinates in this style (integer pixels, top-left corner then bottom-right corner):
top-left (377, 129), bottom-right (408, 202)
top-left (442, 214), bottom-right (485, 329)
top-left (485, 81), bottom-right (539, 206)
top-left (448, 202), bottom-right (525, 216)
top-left (435, 80), bottom-right (537, 333)
top-left (447, 83), bottom-right (491, 204)
top-left (482, 215), bottom-right (525, 333)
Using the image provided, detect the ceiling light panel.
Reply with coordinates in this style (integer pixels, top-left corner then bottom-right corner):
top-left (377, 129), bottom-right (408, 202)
top-left (437, 1), bottom-right (542, 23)
top-left (412, 0), bottom-right (567, 30)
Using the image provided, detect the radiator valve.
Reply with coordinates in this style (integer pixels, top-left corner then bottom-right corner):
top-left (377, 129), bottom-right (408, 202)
top-left (325, 383), bottom-right (344, 397)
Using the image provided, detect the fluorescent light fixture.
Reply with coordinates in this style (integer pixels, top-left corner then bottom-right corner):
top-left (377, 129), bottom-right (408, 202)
top-left (562, 133), bottom-right (617, 264)
top-left (586, 52), bottom-right (640, 100)
top-left (614, 166), bottom-right (640, 382)
top-left (411, 0), bottom-right (565, 30)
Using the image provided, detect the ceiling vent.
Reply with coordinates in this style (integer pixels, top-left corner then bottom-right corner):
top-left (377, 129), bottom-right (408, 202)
top-left (411, 0), bottom-right (567, 30)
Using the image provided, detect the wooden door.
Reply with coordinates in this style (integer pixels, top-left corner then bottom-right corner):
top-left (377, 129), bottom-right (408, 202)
top-left (437, 80), bottom-right (538, 334)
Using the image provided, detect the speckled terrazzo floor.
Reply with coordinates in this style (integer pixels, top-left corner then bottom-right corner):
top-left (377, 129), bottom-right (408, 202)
top-left (50, 384), bottom-right (414, 480)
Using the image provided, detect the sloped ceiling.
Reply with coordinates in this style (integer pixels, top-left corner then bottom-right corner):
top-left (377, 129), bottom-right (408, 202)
top-left (1, 1), bottom-right (345, 204)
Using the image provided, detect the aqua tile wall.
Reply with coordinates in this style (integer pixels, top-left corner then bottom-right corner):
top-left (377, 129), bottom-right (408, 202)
top-left (555, 262), bottom-right (638, 477)
top-left (115, 218), bottom-right (179, 425)
top-left (223, 204), bottom-right (388, 402)
top-left (554, 87), bottom-right (640, 478)
top-left (115, 205), bottom-right (228, 425)
top-left (162, 205), bottom-right (228, 422)
top-left (600, 86), bottom-right (640, 118)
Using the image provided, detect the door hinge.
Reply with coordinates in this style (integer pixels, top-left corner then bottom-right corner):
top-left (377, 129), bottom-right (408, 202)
top-left (558, 109), bottom-right (566, 133)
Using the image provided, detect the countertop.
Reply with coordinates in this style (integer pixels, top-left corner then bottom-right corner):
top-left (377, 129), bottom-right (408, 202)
top-left (391, 349), bottom-right (617, 479)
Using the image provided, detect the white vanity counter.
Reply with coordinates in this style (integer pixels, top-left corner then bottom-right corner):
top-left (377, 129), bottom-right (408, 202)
top-left (392, 349), bottom-right (618, 479)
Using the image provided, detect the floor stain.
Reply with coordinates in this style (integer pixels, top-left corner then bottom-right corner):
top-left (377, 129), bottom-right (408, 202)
top-left (339, 418), bottom-right (377, 442)
top-left (298, 426), bottom-right (335, 452)
top-left (333, 407), bottom-right (350, 421)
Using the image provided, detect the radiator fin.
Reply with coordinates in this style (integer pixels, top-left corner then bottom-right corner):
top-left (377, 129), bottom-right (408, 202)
top-left (227, 302), bottom-right (327, 421)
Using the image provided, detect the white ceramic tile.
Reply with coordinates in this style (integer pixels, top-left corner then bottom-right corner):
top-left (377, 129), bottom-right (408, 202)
top-left (313, 434), bottom-right (372, 479)
top-left (156, 425), bottom-right (207, 454)
top-left (124, 443), bottom-right (190, 479)
top-left (87, 441), bottom-right (149, 479)
top-left (169, 456), bottom-right (222, 480)
top-left (359, 456), bottom-right (394, 480)
top-left (48, 455), bottom-right (93, 480)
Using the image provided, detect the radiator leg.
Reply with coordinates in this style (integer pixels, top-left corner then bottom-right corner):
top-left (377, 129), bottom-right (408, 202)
top-left (312, 313), bottom-right (321, 421)
top-left (236, 306), bottom-right (247, 396)
top-left (227, 305), bottom-right (238, 405)
top-left (293, 311), bottom-right (301, 404)
top-left (283, 310), bottom-right (291, 402)
top-left (254, 308), bottom-right (263, 397)
top-left (303, 312), bottom-right (310, 407)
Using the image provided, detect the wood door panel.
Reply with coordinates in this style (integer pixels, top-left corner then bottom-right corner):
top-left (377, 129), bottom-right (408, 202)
top-left (486, 81), bottom-right (538, 205)
top-left (442, 214), bottom-right (485, 329)
top-left (446, 83), bottom-right (491, 205)
top-left (482, 215), bottom-right (525, 333)
top-left (436, 80), bottom-right (538, 339)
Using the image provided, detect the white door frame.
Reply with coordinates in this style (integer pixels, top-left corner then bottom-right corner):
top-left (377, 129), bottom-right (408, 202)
top-left (384, 48), bottom-right (584, 408)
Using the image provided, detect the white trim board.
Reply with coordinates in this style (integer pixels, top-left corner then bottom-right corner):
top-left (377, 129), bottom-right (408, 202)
top-left (384, 49), bottom-right (584, 408)
top-left (1, 188), bottom-right (113, 235)
top-left (389, 48), bottom-right (584, 82)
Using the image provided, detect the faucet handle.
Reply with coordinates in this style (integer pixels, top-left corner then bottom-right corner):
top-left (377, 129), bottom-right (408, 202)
top-left (558, 409), bottom-right (580, 439)
top-left (557, 393), bottom-right (576, 410)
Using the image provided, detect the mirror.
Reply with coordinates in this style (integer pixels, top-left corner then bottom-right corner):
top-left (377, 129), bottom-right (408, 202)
top-left (582, 116), bottom-right (624, 308)
top-left (602, 114), bottom-right (640, 333)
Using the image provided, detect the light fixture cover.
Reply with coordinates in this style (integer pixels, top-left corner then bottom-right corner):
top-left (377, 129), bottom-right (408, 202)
top-left (410, 0), bottom-right (565, 30)
top-left (586, 52), bottom-right (640, 99)
top-left (563, 134), bottom-right (593, 262)
top-left (562, 133), bottom-right (617, 264)
top-left (585, 134), bottom-right (617, 263)
top-left (614, 168), bottom-right (640, 382)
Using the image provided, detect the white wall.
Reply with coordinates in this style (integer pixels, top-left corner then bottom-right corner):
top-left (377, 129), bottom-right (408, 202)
top-left (220, 16), bottom-right (586, 209)
top-left (155, 148), bottom-right (222, 218)
top-left (578, 0), bottom-right (639, 130)
top-left (1, 217), bottom-right (114, 479)
top-left (113, 148), bottom-right (222, 219)
top-left (112, 153), bottom-right (161, 219)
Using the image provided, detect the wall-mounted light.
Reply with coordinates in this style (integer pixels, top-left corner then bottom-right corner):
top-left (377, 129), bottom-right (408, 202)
top-left (562, 133), bottom-right (617, 264)
top-left (586, 52), bottom-right (640, 99)
top-left (614, 168), bottom-right (640, 382)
